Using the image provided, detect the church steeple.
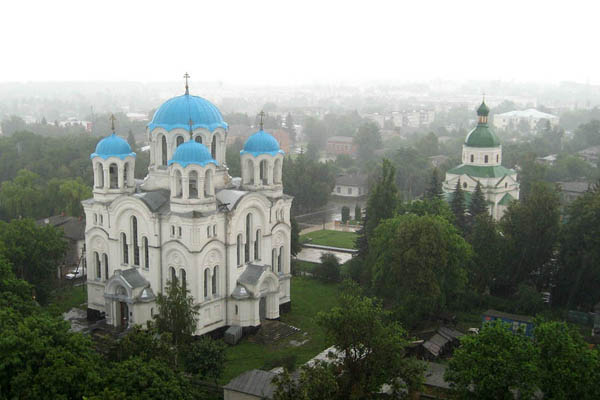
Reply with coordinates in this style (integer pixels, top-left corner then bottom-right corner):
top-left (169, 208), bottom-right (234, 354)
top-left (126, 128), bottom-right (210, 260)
top-left (184, 72), bottom-right (190, 95)
top-left (477, 98), bottom-right (490, 125)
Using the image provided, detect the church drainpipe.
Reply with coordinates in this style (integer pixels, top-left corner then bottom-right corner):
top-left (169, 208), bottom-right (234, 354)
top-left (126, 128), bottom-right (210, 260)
top-left (157, 216), bottom-right (163, 293)
top-left (224, 208), bottom-right (231, 326)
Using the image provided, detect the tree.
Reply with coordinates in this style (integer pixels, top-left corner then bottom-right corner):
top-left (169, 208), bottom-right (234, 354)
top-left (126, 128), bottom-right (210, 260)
top-left (273, 361), bottom-right (339, 400)
top-left (499, 182), bottom-right (560, 294)
top-left (311, 281), bottom-right (423, 399)
top-left (315, 253), bottom-right (340, 282)
top-left (282, 154), bottom-right (336, 214)
top-left (450, 178), bottom-right (467, 233)
top-left (0, 169), bottom-right (44, 219)
top-left (415, 132), bottom-right (439, 157)
top-left (225, 138), bottom-right (244, 177)
top-left (354, 205), bottom-right (361, 221)
top-left (355, 120), bottom-right (382, 163)
top-left (424, 167), bottom-right (443, 199)
top-left (467, 214), bottom-right (504, 294)
top-left (445, 320), bottom-right (538, 400)
top-left (369, 214), bottom-right (470, 326)
top-left (0, 218), bottom-right (67, 304)
top-left (181, 336), bottom-right (226, 383)
top-left (153, 278), bottom-right (200, 349)
top-left (468, 181), bottom-right (488, 224)
top-left (341, 206), bottom-right (350, 224)
top-left (127, 128), bottom-right (136, 151)
top-left (290, 217), bottom-right (302, 257)
top-left (285, 113), bottom-right (296, 143)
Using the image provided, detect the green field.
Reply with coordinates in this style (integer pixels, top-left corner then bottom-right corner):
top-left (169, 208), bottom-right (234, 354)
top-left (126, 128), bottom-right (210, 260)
top-left (222, 276), bottom-right (340, 383)
top-left (46, 283), bottom-right (87, 315)
top-left (301, 229), bottom-right (357, 249)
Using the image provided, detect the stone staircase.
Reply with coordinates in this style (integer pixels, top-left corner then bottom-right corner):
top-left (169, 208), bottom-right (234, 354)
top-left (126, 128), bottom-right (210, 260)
top-left (248, 320), bottom-right (301, 345)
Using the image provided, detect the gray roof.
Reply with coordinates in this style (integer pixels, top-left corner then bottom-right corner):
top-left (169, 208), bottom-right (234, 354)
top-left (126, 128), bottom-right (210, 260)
top-left (328, 136), bottom-right (354, 143)
top-left (134, 190), bottom-right (170, 212)
top-left (216, 189), bottom-right (249, 211)
top-left (424, 362), bottom-right (450, 390)
top-left (484, 309), bottom-right (533, 323)
top-left (37, 215), bottom-right (85, 241)
top-left (557, 181), bottom-right (591, 194)
top-left (119, 268), bottom-right (149, 289)
top-left (335, 174), bottom-right (367, 186)
top-left (238, 264), bottom-right (267, 289)
top-left (438, 326), bottom-right (464, 341)
top-left (231, 284), bottom-right (251, 300)
top-left (223, 369), bottom-right (276, 399)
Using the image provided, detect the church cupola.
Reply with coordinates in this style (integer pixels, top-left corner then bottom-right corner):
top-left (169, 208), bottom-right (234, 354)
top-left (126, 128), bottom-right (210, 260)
top-left (167, 131), bottom-right (219, 213)
top-left (462, 100), bottom-right (502, 166)
top-left (90, 115), bottom-right (136, 201)
top-left (240, 111), bottom-right (284, 196)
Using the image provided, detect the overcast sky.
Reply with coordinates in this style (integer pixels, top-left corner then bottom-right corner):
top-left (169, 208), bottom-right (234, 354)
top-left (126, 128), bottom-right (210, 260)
top-left (1, 0), bottom-right (597, 85)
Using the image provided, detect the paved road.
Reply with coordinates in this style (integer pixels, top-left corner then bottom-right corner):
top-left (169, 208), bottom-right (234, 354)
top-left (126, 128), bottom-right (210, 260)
top-left (295, 247), bottom-right (353, 264)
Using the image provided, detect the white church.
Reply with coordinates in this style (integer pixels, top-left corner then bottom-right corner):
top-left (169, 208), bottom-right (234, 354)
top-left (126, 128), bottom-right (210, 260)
top-left (83, 80), bottom-right (293, 335)
top-left (443, 101), bottom-right (519, 220)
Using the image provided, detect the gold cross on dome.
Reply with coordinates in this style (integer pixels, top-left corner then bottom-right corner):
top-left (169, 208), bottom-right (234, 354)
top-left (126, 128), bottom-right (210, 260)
top-left (184, 72), bottom-right (190, 94)
top-left (110, 114), bottom-right (116, 133)
top-left (258, 110), bottom-right (265, 131)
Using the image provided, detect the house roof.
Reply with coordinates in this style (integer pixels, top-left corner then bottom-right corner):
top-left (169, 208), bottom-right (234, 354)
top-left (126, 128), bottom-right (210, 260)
top-left (134, 190), bottom-right (170, 212)
top-left (223, 369), bottom-right (277, 399)
top-left (328, 136), bottom-right (354, 143)
top-left (557, 181), bottom-right (591, 193)
top-left (37, 215), bottom-right (85, 241)
top-left (498, 192), bottom-right (516, 206)
top-left (446, 164), bottom-right (516, 179)
top-left (238, 264), bottom-right (267, 288)
top-left (119, 268), bottom-right (149, 289)
top-left (496, 109), bottom-right (558, 119)
top-left (483, 309), bottom-right (533, 323)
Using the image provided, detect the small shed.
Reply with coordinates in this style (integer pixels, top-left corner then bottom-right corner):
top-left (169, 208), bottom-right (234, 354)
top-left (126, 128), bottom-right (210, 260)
top-left (223, 369), bottom-right (277, 400)
top-left (482, 309), bottom-right (534, 336)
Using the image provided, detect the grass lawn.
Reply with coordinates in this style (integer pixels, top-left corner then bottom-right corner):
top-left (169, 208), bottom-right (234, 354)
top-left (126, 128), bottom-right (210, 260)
top-left (46, 283), bottom-right (87, 315)
top-left (301, 229), bottom-right (357, 249)
top-left (222, 276), bottom-right (340, 383)
top-left (294, 260), bottom-right (319, 274)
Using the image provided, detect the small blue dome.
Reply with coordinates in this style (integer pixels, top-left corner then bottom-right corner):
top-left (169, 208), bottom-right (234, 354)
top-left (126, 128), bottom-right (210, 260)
top-left (90, 133), bottom-right (136, 160)
top-left (148, 94), bottom-right (228, 132)
top-left (168, 140), bottom-right (217, 167)
top-left (241, 130), bottom-right (284, 156)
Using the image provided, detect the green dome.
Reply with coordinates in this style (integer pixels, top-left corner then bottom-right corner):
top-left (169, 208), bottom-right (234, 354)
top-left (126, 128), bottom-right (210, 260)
top-left (465, 125), bottom-right (501, 147)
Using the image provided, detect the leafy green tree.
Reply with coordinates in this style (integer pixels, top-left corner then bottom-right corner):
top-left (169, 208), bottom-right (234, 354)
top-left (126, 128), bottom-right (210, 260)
top-left (0, 218), bottom-right (67, 304)
top-left (341, 206), bottom-right (350, 224)
top-left (467, 214), bottom-right (504, 294)
top-left (499, 182), bottom-right (560, 294)
top-left (398, 196), bottom-right (454, 224)
top-left (355, 120), bottom-right (382, 163)
top-left (181, 336), bottom-right (226, 383)
top-left (127, 128), bottom-right (136, 150)
top-left (315, 253), bottom-right (341, 282)
top-left (390, 147), bottom-right (431, 199)
top-left (415, 132), bottom-right (439, 157)
top-left (57, 177), bottom-right (92, 217)
top-left (0, 169), bottom-right (44, 219)
top-left (0, 256), bottom-right (37, 317)
top-left (369, 214), bottom-right (470, 326)
top-left (445, 320), bottom-right (538, 400)
top-left (555, 182), bottom-right (600, 308)
top-left (313, 281), bottom-right (424, 399)
top-left (573, 119), bottom-right (600, 150)
top-left (282, 154), bottom-right (336, 214)
top-left (450, 178), bottom-right (467, 233)
top-left (153, 278), bottom-right (200, 349)
top-left (424, 167), bottom-right (443, 199)
top-left (354, 205), bottom-right (361, 221)
top-left (225, 138), bottom-right (244, 177)
top-left (273, 361), bottom-right (339, 400)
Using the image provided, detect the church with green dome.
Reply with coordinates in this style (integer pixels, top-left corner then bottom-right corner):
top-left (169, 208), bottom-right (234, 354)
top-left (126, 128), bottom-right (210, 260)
top-left (443, 101), bottom-right (519, 220)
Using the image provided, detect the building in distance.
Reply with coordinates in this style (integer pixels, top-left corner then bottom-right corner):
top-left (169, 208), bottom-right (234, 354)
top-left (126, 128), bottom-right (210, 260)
top-left (326, 136), bottom-right (356, 156)
top-left (493, 109), bottom-right (559, 131)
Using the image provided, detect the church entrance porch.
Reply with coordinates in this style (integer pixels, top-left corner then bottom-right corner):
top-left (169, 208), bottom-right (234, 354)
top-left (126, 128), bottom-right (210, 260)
top-left (119, 302), bottom-right (129, 328)
top-left (259, 297), bottom-right (267, 320)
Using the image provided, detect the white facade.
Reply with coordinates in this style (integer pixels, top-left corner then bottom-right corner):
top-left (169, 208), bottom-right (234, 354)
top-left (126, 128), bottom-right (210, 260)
top-left (493, 109), bottom-right (559, 131)
top-left (84, 106), bottom-right (292, 335)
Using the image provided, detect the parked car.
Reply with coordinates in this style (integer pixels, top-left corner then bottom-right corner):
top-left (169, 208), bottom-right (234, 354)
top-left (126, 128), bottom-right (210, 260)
top-left (65, 268), bottom-right (84, 280)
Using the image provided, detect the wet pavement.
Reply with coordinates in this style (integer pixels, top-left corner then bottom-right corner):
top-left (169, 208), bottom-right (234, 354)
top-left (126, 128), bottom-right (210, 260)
top-left (295, 247), bottom-right (354, 264)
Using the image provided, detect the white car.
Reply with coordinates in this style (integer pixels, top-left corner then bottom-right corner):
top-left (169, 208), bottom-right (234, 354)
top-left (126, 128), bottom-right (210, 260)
top-left (65, 269), bottom-right (84, 280)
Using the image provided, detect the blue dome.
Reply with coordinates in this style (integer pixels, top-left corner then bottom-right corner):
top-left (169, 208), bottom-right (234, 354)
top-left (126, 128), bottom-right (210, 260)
top-left (148, 94), bottom-right (228, 132)
top-left (241, 130), bottom-right (284, 156)
top-left (90, 133), bottom-right (136, 160)
top-left (168, 140), bottom-right (217, 167)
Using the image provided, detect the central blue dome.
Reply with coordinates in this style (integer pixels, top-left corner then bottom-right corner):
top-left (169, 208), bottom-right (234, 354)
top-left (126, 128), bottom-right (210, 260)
top-left (241, 130), bottom-right (284, 156)
top-left (148, 94), bottom-right (228, 132)
top-left (90, 133), bottom-right (136, 159)
top-left (168, 140), bottom-right (217, 167)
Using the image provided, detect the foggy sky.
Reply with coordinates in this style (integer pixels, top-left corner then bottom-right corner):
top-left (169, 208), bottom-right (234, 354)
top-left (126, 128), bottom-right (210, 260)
top-left (1, 0), bottom-right (597, 85)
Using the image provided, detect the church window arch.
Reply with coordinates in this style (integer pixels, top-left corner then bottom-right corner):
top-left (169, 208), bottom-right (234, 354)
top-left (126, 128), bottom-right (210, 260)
top-left (121, 233), bottom-right (129, 264)
top-left (174, 170), bottom-right (183, 198)
top-left (463, 182), bottom-right (467, 189)
top-left (245, 159), bottom-right (255, 185)
top-left (213, 225), bottom-right (217, 237)
top-left (180, 269), bottom-right (187, 292)
top-left (123, 162), bottom-right (129, 188)
top-left (100, 215), bottom-right (103, 225)
top-left (195, 135), bottom-right (202, 144)
top-left (497, 154), bottom-right (499, 163)
top-left (255, 229), bottom-right (261, 260)
top-left (278, 246), bottom-right (284, 273)
top-left (132, 216), bottom-right (140, 266)
top-left (505, 182), bottom-right (508, 188)
top-left (470, 154), bottom-right (474, 163)
top-left (103, 253), bottom-right (108, 280)
top-left (211, 134), bottom-right (217, 160)
top-left (207, 226), bottom-right (211, 237)
top-left (109, 163), bottom-right (118, 189)
top-left (178, 227), bottom-right (182, 237)
top-left (189, 170), bottom-right (198, 199)
top-left (484, 155), bottom-right (489, 164)
top-left (212, 266), bottom-right (218, 295)
top-left (143, 237), bottom-right (149, 269)
top-left (272, 248), bottom-right (277, 273)
top-left (274, 158), bottom-right (282, 184)
top-left (176, 136), bottom-right (184, 147)
top-left (204, 169), bottom-right (213, 197)
top-left (169, 266), bottom-right (176, 283)
top-left (245, 213), bottom-right (253, 261)
top-left (161, 135), bottom-right (168, 166)
top-left (94, 214), bottom-right (98, 224)
top-left (237, 234), bottom-right (243, 266)
top-left (259, 160), bottom-right (268, 184)
top-left (204, 268), bottom-right (210, 298)
top-left (96, 163), bottom-right (104, 188)
top-left (95, 252), bottom-right (101, 280)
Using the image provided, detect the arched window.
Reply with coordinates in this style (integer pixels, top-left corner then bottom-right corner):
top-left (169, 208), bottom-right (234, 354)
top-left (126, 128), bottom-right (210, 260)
top-left (259, 160), bottom-right (268, 184)
top-left (109, 163), bottom-right (118, 189)
top-left (103, 253), bottom-right (108, 280)
top-left (245, 159), bottom-right (255, 184)
top-left (189, 170), bottom-right (198, 199)
top-left (195, 135), bottom-right (202, 144)
top-left (496, 154), bottom-right (499, 163)
top-left (132, 216), bottom-right (139, 266)
top-left (180, 269), bottom-right (187, 292)
top-left (470, 154), bottom-right (474, 163)
top-left (274, 159), bottom-right (282, 183)
top-left (212, 266), bottom-right (218, 295)
top-left (484, 155), bottom-right (489, 163)
top-left (169, 266), bottom-right (176, 283)
top-left (505, 182), bottom-right (508, 188)
top-left (254, 229), bottom-right (261, 260)
top-left (174, 170), bottom-right (183, 198)
top-left (123, 162), bottom-right (129, 188)
top-left (245, 213), bottom-right (252, 261)
top-left (278, 246), bottom-right (284, 273)
top-left (213, 225), bottom-right (217, 237)
top-left (176, 136), bottom-right (184, 147)
top-left (143, 237), bottom-right (149, 269)
top-left (237, 234), bottom-right (243, 265)
top-left (204, 169), bottom-right (213, 197)
top-left (95, 252), bottom-right (101, 279)
top-left (204, 268), bottom-right (209, 298)
top-left (207, 226), bottom-right (211, 237)
top-left (121, 233), bottom-right (128, 264)
top-left (161, 136), bottom-right (168, 166)
top-left (94, 214), bottom-right (98, 224)
top-left (272, 248), bottom-right (277, 273)
top-left (96, 163), bottom-right (104, 188)
top-left (463, 182), bottom-right (467, 189)
top-left (211, 134), bottom-right (217, 160)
